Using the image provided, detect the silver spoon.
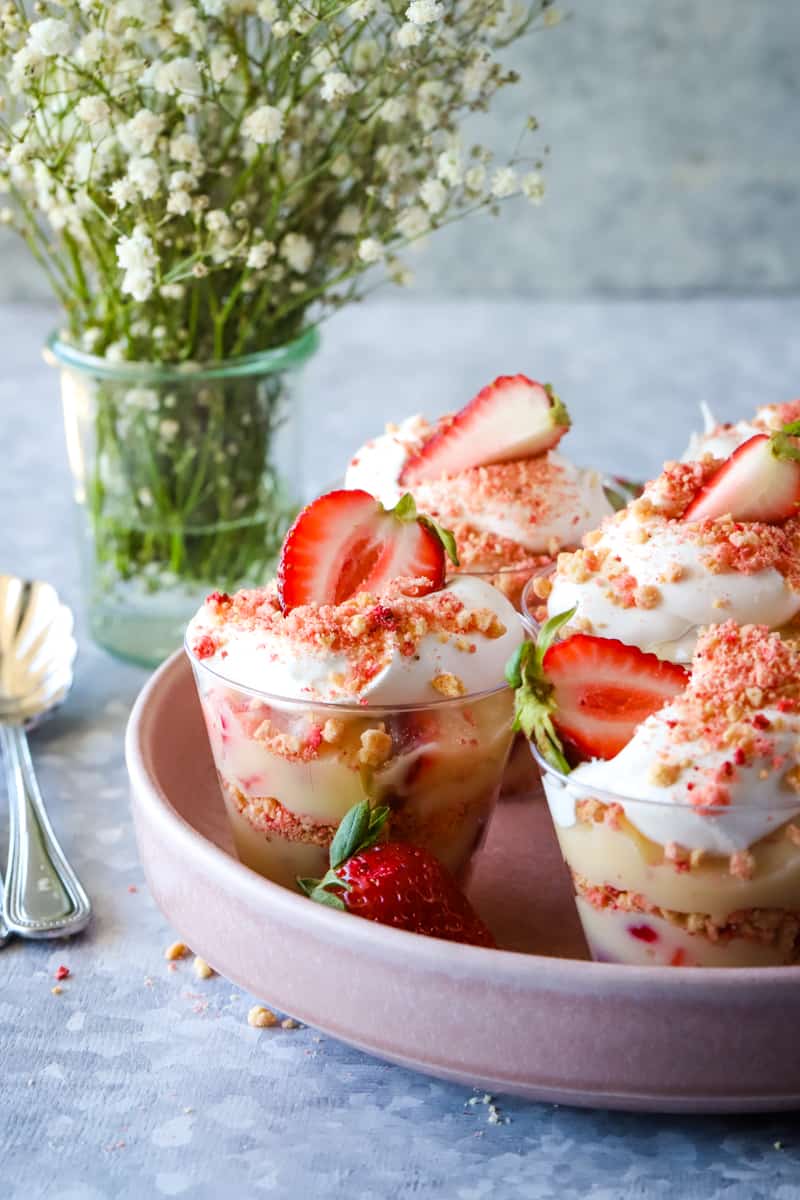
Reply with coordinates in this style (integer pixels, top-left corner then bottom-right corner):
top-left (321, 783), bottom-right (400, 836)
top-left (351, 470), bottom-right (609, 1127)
top-left (0, 575), bottom-right (91, 939)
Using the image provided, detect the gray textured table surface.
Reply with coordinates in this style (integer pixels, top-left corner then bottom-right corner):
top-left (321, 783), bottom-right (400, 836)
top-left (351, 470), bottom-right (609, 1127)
top-left (2, 298), bottom-right (800, 1200)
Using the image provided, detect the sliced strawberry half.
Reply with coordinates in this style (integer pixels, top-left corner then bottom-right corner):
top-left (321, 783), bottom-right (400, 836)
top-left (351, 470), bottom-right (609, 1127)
top-left (542, 635), bottom-right (689, 761)
top-left (399, 375), bottom-right (571, 485)
top-left (277, 489), bottom-right (454, 612)
top-left (683, 427), bottom-right (800, 524)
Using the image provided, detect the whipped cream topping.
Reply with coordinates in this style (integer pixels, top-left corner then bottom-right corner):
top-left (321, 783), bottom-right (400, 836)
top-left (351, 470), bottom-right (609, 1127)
top-left (546, 459), bottom-right (800, 662)
top-left (681, 400), bottom-right (800, 463)
top-left (345, 417), bottom-right (613, 568)
top-left (546, 622), bottom-right (800, 852)
top-left (187, 574), bottom-right (522, 704)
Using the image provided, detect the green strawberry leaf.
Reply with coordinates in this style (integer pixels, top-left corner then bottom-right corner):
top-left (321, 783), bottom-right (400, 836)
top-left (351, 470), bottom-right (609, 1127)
top-left (417, 513), bottom-right (460, 566)
top-left (544, 383), bottom-right (571, 431)
top-left (391, 492), bottom-right (418, 522)
top-left (329, 800), bottom-right (371, 869)
top-left (506, 607), bottom-right (576, 775)
top-left (773, 420), bottom-right (800, 463)
top-left (390, 493), bottom-right (460, 567)
top-left (298, 801), bottom-right (392, 902)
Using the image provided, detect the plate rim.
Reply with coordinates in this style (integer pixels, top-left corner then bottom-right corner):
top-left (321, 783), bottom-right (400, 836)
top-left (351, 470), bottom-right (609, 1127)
top-left (126, 650), bottom-right (800, 998)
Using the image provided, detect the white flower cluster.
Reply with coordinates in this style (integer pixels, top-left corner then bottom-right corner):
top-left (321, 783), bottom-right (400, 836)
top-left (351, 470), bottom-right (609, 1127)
top-left (0, 0), bottom-right (551, 362)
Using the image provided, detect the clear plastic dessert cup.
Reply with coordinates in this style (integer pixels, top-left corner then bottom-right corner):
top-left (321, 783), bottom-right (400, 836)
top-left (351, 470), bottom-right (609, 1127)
top-left (532, 744), bottom-right (800, 967)
top-left (460, 560), bottom-right (548, 616)
top-left (520, 566), bottom-right (556, 636)
top-left (188, 646), bottom-right (515, 890)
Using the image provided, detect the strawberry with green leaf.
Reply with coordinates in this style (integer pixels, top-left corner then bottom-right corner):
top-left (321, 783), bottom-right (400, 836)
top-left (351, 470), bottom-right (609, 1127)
top-left (298, 801), bottom-right (495, 947)
top-left (683, 419), bottom-right (800, 524)
top-left (508, 611), bottom-right (688, 768)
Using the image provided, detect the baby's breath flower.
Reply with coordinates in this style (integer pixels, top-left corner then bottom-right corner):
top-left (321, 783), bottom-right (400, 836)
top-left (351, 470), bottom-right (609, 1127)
top-left (463, 53), bottom-right (492, 96)
top-left (522, 171), bottom-right (545, 204)
top-left (330, 154), bottom-right (351, 179)
top-left (121, 110), bottom-right (165, 156)
top-left (174, 6), bottom-right (203, 38)
top-left (153, 57), bottom-right (203, 99)
top-left (378, 97), bottom-right (407, 125)
top-left (128, 156), bottom-right (161, 200)
top-left (109, 177), bottom-right (138, 208)
top-left (437, 148), bottom-right (462, 186)
top-left (271, 19), bottom-right (290, 37)
top-left (464, 164), bottom-right (486, 192)
top-left (242, 104), bottom-right (284, 145)
top-left (169, 132), bottom-right (203, 168)
top-left (27, 18), bottom-right (71, 59)
top-left (76, 96), bottom-right (110, 126)
top-left (419, 178), bottom-right (447, 214)
top-left (159, 418), bottom-right (180, 441)
top-left (116, 226), bottom-right (158, 301)
top-left (290, 9), bottom-right (315, 33)
top-left (280, 232), bottom-right (313, 273)
top-left (246, 240), bottom-right (274, 269)
top-left (396, 205), bottom-right (429, 240)
top-left (350, 0), bottom-right (376, 17)
top-left (335, 206), bottom-right (361, 235)
top-left (320, 71), bottom-right (356, 104)
top-left (357, 237), bottom-right (382, 264)
top-left (256, 0), bottom-right (278, 17)
top-left (405, 0), bottom-right (443, 25)
top-left (209, 47), bottom-right (237, 83)
top-left (167, 189), bottom-right (192, 215)
top-left (394, 22), bottom-right (423, 48)
top-left (159, 282), bottom-right (185, 300)
top-left (490, 166), bottom-right (518, 198)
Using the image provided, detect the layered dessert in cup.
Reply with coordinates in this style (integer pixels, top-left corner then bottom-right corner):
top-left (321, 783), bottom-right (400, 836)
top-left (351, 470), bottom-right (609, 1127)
top-left (681, 398), bottom-right (800, 463)
top-left (345, 374), bottom-right (614, 612)
top-left (529, 420), bottom-right (800, 663)
top-left (187, 488), bottom-right (522, 889)
top-left (513, 615), bottom-right (800, 966)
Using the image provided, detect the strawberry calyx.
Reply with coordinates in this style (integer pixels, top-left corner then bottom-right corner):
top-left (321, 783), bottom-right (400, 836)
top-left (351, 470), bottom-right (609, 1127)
top-left (297, 800), bottom-right (390, 909)
top-left (770, 419), bottom-right (800, 464)
top-left (505, 607), bottom-right (576, 774)
top-left (392, 492), bottom-right (460, 568)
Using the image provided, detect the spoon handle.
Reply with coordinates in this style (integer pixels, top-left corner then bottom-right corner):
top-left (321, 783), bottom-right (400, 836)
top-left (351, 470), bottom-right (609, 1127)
top-left (1, 723), bottom-right (91, 938)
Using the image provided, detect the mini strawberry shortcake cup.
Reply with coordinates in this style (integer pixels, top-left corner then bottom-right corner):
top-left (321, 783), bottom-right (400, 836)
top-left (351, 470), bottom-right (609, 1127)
top-left (187, 489), bottom-right (522, 889)
top-left (533, 421), bottom-right (800, 663)
top-left (344, 375), bottom-right (614, 613)
top-left (512, 616), bottom-right (800, 967)
top-left (681, 398), bottom-right (800, 464)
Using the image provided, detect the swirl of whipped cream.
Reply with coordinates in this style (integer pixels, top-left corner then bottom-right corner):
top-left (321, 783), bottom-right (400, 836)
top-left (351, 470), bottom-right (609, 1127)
top-left (544, 622), bottom-right (800, 852)
top-left (547, 461), bottom-right (800, 662)
top-left (546, 706), bottom-right (800, 853)
top-left (345, 416), bottom-right (613, 566)
top-left (187, 574), bottom-right (522, 704)
top-left (681, 400), bottom-right (800, 463)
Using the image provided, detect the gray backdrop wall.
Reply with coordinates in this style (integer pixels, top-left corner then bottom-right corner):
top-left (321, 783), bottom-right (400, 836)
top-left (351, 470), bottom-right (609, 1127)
top-left (1, 0), bottom-right (797, 301)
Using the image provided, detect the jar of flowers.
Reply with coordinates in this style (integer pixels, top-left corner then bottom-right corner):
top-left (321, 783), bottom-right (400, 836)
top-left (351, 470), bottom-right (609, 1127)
top-left (0, 0), bottom-right (552, 664)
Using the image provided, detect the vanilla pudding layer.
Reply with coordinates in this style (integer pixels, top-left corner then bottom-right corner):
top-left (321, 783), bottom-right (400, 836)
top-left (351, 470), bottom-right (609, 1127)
top-left (575, 900), bottom-right (799, 968)
top-left (198, 677), bottom-right (514, 887)
top-left (543, 784), bottom-right (800, 920)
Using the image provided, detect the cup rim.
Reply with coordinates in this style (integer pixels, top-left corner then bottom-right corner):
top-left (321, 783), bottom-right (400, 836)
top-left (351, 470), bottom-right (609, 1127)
top-left (529, 739), bottom-right (800, 815)
top-left (520, 563), bottom-right (555, 634)
top-left (44, 325), bottom-right (320, 383)
top-left (185, 638), bottom-right (512, 715)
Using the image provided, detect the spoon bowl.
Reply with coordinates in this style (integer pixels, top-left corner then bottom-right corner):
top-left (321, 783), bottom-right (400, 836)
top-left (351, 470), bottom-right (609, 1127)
top-left (0, 574), bottom-right (90, 939)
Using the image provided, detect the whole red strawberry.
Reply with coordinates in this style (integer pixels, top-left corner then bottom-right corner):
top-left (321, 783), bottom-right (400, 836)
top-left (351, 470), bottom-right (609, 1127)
top-left (298, 801), bottom-right (495, 948)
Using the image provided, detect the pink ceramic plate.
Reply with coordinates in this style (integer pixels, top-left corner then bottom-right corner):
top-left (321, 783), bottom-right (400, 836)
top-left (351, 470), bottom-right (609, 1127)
top-left (126, 652), bottom-right (800, 1114)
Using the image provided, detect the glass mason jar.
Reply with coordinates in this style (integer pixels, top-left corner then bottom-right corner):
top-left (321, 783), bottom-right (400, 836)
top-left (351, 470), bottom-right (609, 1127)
top-left (48, 329), bottom-right (319, 666)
